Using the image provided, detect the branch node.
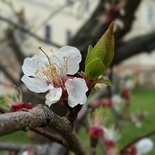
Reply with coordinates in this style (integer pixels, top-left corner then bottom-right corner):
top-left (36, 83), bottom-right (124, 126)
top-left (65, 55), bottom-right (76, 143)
top-left (23, 126), bottom-right (30, 132)
top-left (22, 108), bottom-right (29, 112)
top-left (39, 105), bottom-right (52, 127)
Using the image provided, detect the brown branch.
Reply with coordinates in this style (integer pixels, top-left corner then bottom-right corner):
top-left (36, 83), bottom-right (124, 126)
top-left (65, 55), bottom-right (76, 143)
top-left (0, 105), bottom-right (66, 147)
top-left (0, 63), bottom-right (20, 86)
top-left (6, 29), bottom-right (26, 65)
top-left (31, 128), bottom-right (65, 146)
top-left (0, 106), bottom-right (8, 114)
top-left (35, 0), bottom-right (82, 32)
top-left (120, 129), bottom-right (155, 154)
top-left (0, 142), bottom-right (67, 155)
top-left (0, 142), bottom-right (30, 151)
top-left (113, 31), bottom-right (155, 65)
top-left (0, 104), bottom-right (87, 155)
top-left (0, 105), bottom-right (49, 136)
top-left (0, 16), bottom-right (61, 48)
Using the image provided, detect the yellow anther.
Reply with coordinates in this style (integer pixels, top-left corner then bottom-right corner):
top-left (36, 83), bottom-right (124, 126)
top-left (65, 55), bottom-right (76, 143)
top-left (50, 65), bottom-right (56, 71)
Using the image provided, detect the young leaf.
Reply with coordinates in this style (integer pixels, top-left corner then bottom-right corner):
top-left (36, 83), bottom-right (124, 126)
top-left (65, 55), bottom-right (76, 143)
top-left (85, 45), bottom-right (93, 66)
top-left (98, 79), bottom-right (112, 86)
top-left (85, 58), bottom-right (106, 80)
top-left (85, 23), bottom-right (115, 69)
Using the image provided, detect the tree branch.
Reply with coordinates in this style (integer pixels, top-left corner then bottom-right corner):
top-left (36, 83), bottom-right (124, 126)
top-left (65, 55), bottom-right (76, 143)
top-left (120, 129), bottom-right (155, 154)
top-left (0, 105), bottom-right (66, 148)
top-left (0, 63), bottom-right (20, 86)
top-left (31, 128), bottom-right (65, 146)
top-left (6, 29), bottom-right (26, 65)
top-left (0, 104), bottom-right (87, 155)
top-left (0, 142), bottom-right (30, 151)
top-left (0, 105), bottom-right (48, 136)
top-left (0, 16), bottom-right (61, 48)
top-left (0, 142), bottom-right (67, 155)
top-left (113, 31), bottom-right (155, 65)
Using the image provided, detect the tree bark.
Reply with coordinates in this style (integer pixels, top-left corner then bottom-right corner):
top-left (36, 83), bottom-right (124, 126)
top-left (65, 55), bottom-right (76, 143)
top-left (0, 104), bottom-right (87, 155)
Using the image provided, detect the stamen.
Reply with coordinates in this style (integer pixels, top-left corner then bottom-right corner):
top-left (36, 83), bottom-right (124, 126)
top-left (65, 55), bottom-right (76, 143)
top-left (36, 47), bottom-right (69, 87)
top-left (39, 47), bottom-right (51, 66)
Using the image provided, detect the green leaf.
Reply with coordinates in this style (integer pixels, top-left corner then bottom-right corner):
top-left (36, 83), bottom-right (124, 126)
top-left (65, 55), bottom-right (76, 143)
top-left (85, 58), bottom-right (106, 80)
top-left (98, 78), bottom-right (112, 86)
top-left (85, 23), bottom-right (115, 69)
top-left (85, 45), bottom-right (93, 66)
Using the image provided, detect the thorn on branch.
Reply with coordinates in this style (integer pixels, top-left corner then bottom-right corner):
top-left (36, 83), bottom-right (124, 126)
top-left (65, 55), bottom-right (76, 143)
top-left (22, 108), bottom-right (29, 112)
top-left (23, 126), bottom-right (30, 132)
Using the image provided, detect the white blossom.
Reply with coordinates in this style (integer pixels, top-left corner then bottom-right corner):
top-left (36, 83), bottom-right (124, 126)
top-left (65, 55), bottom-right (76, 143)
top-left (103, 126), bottom-right (120, 142)
top-left (136, 138), bottom-right (154, 155)
top-left (21, 46), bottom-right (88, 107)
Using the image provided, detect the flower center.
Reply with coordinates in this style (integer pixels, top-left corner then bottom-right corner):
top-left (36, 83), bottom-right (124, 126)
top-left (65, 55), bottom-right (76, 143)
top-left (34, 47), bottom-right (68, 87)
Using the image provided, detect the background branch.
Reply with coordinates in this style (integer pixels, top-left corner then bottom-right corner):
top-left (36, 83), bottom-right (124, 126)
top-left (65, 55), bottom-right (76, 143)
top-left (120, 129), bottom-right (155, 154)
top-left (0, 16), bottom-right (61, 48)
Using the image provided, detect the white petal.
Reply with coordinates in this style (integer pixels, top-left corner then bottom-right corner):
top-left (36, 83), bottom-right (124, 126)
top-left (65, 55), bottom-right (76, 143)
top-left (22, 54), bottom-right (48, 77)
top-left (21, 151), bottom-right (28, 155)
top-left (103, 127), bottom-right (120, 142)
top-left (65, 77), bottom-right (88, 108)
top-left (136, 138), bottom-right (154, 154)
top-left (21, 75), bottom-right (49, 93)
top-left (56, 46), bottom-right (82, 75)
top-left (45, 87), bottom-right (62, 107)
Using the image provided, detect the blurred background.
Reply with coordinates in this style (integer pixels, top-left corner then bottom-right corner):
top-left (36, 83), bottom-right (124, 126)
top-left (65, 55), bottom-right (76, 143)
top-left (0, 0), bottom-right (155, 155)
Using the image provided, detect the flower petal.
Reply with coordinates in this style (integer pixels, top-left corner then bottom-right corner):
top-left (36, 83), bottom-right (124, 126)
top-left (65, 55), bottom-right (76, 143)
top-left (56, 46), bottom-right (81, 75)
top-left (136, 138), bottom-right (154, 154)
top-left (45, 87), bottom-right (62, 107)
top-left (22, 54), bottom-right (47, 77)
top-left (21, 75), bottom-right (49, 93)
top-left (65, 77), bottom-right (88, 108)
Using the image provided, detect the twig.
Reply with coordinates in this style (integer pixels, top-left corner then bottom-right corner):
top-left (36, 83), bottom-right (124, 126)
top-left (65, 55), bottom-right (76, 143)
top-left (120, 129), bottom-right (155, 154)
top-left (31, 128), bottom-right (66, 146)
top-left (0, 16), bottom-right (61, 48)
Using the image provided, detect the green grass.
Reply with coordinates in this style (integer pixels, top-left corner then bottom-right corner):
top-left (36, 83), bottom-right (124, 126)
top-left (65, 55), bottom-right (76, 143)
top-left (0, 131), bottom-right (32, 155)
top-left (119, 87), bottom-right (155, 155)
top-left (78, 87), bottom-right (155, 155)
top-left (0, 131), bottom-right (32, 144)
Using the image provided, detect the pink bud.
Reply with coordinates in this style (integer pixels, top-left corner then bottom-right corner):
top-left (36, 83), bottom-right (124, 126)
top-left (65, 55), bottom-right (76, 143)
top-left (104, 139), bottom-right (115, 147)
top-left (126, 146), bottom-right (137, 155)
top-left (10, 101), bottom-right (32, 112)
top-left (88, 125), bottom-right (104, 138)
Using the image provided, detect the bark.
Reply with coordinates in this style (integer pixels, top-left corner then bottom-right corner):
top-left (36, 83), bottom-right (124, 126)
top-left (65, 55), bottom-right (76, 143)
top-left (0, 104), bottom-right (87, 155)
top-left (115, 0), bottom-right (142, 41)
